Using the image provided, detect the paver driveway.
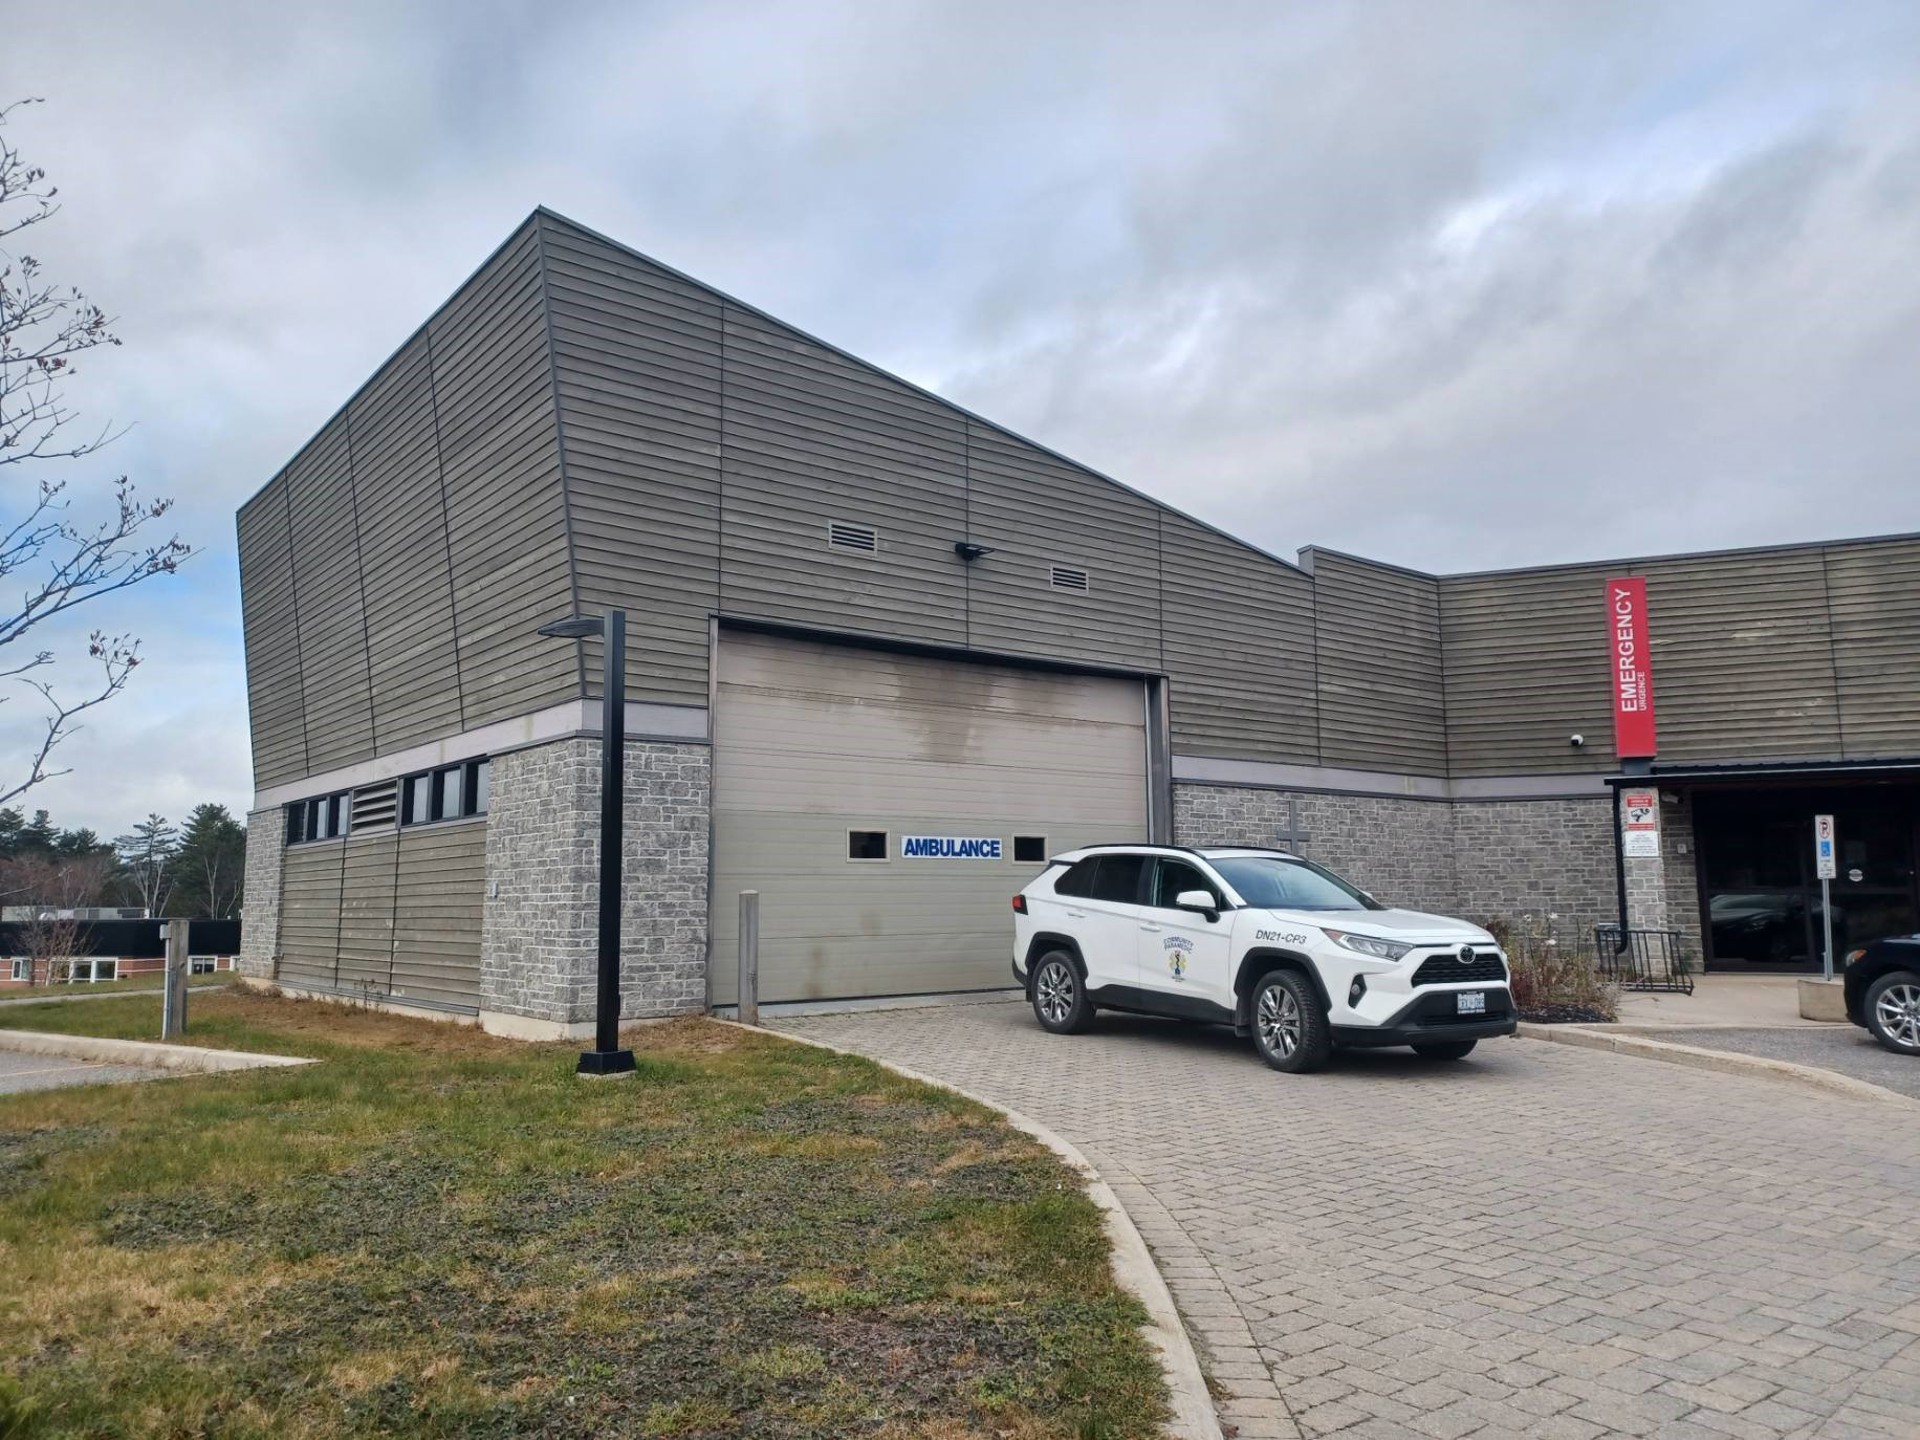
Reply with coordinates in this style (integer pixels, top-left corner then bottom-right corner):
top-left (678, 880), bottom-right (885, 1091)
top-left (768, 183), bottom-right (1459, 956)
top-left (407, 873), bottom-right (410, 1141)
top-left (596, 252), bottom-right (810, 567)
top-left (779, 1000), bottom-right (1920, 1439)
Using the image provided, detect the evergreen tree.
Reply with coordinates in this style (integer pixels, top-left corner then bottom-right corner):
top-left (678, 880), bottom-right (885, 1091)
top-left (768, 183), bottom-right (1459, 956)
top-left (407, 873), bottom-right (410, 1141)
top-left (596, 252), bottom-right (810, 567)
top-left (112, 813), bottom-right (178, 917)
top-left (169, 804), bottom-right (246, 918)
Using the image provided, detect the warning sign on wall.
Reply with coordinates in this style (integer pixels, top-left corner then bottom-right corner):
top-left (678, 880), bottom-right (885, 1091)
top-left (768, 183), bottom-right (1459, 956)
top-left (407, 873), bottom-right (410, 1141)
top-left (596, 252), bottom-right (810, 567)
top-left (1621, 789), bottom-right (1660, 857)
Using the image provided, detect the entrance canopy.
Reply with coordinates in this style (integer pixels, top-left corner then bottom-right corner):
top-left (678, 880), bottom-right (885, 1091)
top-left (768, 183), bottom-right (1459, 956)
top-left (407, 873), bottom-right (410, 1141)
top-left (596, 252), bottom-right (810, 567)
top-left (1611, 760), bottom-right (1920, 972)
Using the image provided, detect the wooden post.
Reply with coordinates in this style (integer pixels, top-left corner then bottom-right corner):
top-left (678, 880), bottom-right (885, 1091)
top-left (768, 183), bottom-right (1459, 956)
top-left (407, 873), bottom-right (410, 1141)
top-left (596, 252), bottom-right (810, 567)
top-left (161, 919), bottom-right (189, 1039)
top-left (737, 891), bottom-right (760, 1026)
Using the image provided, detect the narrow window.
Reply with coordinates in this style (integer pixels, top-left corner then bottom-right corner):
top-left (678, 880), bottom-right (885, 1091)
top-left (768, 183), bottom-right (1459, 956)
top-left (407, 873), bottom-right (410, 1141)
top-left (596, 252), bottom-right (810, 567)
top-left (1013, 836), bottom-right (1047, 864)
top-left (9, 958), bottom-right (25, 981)
top-left (403, 775), bottom-right (430, 827)
top-left (469, 758), bottom-right (491, 816)
top-left (431, 765), bottom-right (462, 821)
top-left (848, 830), bottom-right (888, 861)
top-left (286, 803), bottom-right (305, 845)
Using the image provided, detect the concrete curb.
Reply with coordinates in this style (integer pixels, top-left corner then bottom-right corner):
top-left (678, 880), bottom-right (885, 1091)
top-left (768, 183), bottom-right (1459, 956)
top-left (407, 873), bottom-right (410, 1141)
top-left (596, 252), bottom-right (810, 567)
top-left (1515, 1022), bottom-right (1920, 1109)
top-left (0, 1028), bottom-right (317, 1074)
top-left (724, 1020), bottom-right (1222, 1440)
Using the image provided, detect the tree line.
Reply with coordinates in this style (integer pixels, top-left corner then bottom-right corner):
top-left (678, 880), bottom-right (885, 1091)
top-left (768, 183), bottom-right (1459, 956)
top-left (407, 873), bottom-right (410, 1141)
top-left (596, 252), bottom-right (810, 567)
top-left (0, 803), bottom-right (245, 919)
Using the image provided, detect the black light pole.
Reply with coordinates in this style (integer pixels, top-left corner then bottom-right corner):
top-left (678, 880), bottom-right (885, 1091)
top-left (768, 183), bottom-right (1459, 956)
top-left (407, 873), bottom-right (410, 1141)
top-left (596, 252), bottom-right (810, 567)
top-left (537, 609), bottom-right (636, 1077)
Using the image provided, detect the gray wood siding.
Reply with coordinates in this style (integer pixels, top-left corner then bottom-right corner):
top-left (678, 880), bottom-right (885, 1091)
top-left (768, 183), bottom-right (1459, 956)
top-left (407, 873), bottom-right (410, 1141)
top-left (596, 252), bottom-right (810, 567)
top-left (1309, 551), bottom-right (1446, 774)
top-left (391, 819), bottom-right (485, 1010)
top-left (348, 336), bottom-right (465, 751)
top-left (429, 225), bottom-right (577, 727)
top-left (718, 304), bottom-right (970, 649)
top-left (1165, 513), bottom-right (1318, 762)
top-left (1440, 564), bottom-right (1616, 775)
top-left (236, 476), bottom-right (308, 786)
top-left (336, 830), bottom-right (398, 993)
top-left (541, 217), bottom-right (721, 706)
top-left (963, 422), bottom-right (1161, 669)
top-left (279, 841), bottom-right (344, 986)
top-left (1824, 535), bottom-right (1920, 758)
top-left (246, 211), bottom-right (1920, 805)
top-left (1639, 548), bottom-right (1840, 761)
top-left (284, 416), bottom-right (375, 771)
top-left (240, 216), bottom-right (581, 790)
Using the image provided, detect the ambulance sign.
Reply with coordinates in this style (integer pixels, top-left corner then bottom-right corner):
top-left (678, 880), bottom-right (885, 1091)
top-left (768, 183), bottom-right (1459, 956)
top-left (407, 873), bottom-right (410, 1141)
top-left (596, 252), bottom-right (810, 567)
top-left (1621, 789), bottom-right (1660, 857)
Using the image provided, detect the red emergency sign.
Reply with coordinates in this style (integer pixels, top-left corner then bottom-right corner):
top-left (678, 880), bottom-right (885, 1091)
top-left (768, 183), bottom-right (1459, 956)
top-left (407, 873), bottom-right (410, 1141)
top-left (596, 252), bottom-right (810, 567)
top-left (1606, 576), bottom-right (1657, 759)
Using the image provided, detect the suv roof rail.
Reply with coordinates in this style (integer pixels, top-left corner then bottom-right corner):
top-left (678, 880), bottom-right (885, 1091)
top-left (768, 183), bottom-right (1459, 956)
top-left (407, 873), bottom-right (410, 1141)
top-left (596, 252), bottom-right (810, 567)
top-left (1062, 841), bottom-right (1208, 857)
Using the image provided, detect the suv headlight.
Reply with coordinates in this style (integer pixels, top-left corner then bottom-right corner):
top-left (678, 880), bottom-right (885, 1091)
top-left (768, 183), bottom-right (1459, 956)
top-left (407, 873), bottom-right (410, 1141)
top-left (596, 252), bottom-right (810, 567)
top-left (1323, 929), bottom-right (1413, 962)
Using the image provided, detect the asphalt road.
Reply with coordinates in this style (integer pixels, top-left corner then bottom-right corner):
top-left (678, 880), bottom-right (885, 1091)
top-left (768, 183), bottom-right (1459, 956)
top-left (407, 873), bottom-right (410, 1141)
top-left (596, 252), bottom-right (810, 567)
top-left (1651, 1023), bottom-right (1920, 1101)
top-left (0, 1049), bottom-right (171, 1095)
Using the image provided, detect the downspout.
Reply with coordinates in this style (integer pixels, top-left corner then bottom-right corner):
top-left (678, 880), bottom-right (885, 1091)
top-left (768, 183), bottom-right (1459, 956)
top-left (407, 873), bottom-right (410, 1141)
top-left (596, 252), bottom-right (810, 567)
top-left (1611, 779), bottom-right (1630, 950)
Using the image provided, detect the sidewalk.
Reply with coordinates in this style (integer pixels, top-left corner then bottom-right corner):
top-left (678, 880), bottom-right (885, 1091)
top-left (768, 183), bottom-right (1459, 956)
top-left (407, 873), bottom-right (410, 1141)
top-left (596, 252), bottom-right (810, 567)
top-left (1613, 973), bottom-right (1834, 1028)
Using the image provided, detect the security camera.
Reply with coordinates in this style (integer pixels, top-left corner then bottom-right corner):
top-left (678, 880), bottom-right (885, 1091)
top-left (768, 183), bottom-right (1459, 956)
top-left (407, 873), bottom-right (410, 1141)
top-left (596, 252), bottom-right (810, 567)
top-left (1569, 733), bottom-right (1585, 748)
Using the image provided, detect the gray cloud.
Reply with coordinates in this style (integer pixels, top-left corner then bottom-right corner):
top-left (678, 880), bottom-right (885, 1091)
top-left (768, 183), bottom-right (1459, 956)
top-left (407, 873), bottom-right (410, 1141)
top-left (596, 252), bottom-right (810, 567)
top-left (6, 0), bottom-right (1920, 831)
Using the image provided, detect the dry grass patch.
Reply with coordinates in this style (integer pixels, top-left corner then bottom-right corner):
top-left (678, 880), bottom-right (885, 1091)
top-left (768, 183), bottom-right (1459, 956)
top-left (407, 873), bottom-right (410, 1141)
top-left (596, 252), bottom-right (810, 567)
top-left (0, 992), bottom-right (1166, 1439)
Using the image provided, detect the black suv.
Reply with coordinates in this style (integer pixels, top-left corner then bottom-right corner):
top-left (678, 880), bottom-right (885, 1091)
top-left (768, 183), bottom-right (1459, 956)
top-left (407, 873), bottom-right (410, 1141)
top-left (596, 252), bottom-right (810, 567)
top-left (1843, 935), bottom-right (1920, 1055)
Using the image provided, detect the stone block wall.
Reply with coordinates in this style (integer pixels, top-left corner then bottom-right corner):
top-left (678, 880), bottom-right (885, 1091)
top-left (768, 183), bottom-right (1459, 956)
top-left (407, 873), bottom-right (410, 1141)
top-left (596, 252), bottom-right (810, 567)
top-left (1659, 790), bottom-right (1704, 962)
top-left (1451, 798), bottom-right (1617, 938)
top-left (1175, 783), bottom-right (1620, 937)
top-left (1174, 785), bottom-right (1457, 914)
top-left (238, 804), bottom-right (286, 980)
top-left (481, 736), bottom-right (709, 1026)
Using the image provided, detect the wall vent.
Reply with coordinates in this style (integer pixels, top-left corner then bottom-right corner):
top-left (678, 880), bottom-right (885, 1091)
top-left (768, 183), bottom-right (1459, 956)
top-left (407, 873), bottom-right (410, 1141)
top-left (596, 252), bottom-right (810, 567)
top-left (827, 520), bottom-right (879, 554)
top-left (1049, 564), bottom-right (1091, 594)
top-left (351, 780), bottom-right (400, 831)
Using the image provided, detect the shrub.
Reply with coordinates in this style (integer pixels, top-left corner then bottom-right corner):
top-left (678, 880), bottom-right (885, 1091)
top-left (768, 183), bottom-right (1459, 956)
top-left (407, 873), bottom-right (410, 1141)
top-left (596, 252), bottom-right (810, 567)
top-left (1483, 915), bottom-right (1618, 1023)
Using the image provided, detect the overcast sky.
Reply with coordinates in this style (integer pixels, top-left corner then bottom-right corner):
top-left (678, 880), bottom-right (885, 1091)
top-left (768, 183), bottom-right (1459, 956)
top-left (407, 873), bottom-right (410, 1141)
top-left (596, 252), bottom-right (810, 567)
top-left (8, 0), bottom-right (1920, 835)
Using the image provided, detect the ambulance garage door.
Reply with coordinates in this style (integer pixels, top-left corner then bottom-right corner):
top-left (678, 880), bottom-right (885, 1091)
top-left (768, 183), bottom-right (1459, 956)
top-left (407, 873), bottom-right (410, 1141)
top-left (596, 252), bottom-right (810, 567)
top-left (711, 630), bottom-right (1149, 1004)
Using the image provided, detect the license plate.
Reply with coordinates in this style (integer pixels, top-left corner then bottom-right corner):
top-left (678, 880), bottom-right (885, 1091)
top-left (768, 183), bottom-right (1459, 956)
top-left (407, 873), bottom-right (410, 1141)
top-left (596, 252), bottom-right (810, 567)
top-left (1456, 991), bottom-right (1487, 1015)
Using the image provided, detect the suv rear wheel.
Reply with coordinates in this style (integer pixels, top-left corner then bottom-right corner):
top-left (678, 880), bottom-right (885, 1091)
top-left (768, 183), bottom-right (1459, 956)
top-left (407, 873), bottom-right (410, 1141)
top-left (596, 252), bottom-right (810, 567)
top-left (1030, 951), bottom-right (1093, 1035)
top-left (1865, 970), bottom-right (1920, 1055)
top-left (1250, 970), bottom-right (1331, 1073)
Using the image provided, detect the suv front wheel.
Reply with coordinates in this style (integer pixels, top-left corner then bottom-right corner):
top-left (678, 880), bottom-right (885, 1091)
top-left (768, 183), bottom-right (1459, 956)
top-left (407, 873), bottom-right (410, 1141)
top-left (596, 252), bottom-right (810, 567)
top-left (1865, 970), bottom-right (1920, 1055)
top-left (1250, 970), bottom-right (1331, 1073)
top-left (1030, 951), bottom-right (1094, 1035)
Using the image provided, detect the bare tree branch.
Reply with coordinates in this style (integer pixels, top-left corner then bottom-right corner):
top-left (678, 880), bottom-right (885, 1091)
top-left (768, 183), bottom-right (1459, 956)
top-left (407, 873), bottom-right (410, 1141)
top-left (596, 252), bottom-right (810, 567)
top-left (0, 632), bottom-right (140, 809)
top-left (1, 98), bottom-right (190, 803)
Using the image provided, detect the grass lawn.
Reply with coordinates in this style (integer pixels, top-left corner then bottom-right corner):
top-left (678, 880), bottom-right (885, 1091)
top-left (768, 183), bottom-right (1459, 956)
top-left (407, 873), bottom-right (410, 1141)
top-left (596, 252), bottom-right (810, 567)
top-left (0, 991), bottom-right (1166, 1439)
top-left (1, 973), bottom-right (232, 1002)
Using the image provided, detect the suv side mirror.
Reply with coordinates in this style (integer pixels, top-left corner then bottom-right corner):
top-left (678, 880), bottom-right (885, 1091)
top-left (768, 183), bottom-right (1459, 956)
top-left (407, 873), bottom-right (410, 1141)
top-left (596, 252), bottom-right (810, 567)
top-left (1175, 889), bottom-right (1220, 921)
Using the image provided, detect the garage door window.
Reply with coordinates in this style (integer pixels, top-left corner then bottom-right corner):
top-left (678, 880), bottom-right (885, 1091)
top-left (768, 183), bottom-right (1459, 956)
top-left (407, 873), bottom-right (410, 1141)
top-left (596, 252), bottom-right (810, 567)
top-left (848, 830), bottom-right (888, 861)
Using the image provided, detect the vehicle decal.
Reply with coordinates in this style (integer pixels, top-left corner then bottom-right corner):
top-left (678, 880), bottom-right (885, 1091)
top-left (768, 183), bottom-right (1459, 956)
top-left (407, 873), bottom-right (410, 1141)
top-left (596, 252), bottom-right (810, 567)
top-left (1255, 928), bottom-right (1310, 945)
top-left (1163, 934), bottom-right (1192, 981)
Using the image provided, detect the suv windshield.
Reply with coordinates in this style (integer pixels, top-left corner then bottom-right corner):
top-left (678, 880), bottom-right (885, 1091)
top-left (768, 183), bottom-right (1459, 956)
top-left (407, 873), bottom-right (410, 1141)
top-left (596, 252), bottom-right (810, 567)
top-left (1209, 856), bottom-right (1381, 911)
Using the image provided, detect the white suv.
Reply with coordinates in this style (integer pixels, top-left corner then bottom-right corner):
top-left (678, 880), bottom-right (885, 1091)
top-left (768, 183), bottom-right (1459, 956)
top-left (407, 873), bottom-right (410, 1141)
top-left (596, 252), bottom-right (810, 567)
top-left (1011, 845), bottom-right (1515, 1072)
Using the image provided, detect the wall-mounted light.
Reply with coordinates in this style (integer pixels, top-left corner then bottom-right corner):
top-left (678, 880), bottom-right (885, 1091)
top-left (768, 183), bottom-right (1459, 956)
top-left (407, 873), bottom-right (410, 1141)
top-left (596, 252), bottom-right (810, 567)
top-left (953, 541), bottom-right (995, 562)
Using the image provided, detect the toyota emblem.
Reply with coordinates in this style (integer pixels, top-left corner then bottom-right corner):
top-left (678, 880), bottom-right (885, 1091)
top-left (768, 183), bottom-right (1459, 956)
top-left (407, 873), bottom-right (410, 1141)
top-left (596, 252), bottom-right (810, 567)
top-left (1458, 945), bottom-right (1475, 964)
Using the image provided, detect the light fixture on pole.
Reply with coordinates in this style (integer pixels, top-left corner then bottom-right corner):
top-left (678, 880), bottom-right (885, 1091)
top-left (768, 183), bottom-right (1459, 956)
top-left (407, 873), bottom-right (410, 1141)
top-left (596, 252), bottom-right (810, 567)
top-left (536, 609), bottom-right (636, 1077)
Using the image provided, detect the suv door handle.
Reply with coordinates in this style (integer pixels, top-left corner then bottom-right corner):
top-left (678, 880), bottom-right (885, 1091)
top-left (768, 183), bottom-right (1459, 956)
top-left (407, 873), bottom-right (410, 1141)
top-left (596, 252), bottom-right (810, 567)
top-left (1139, 922), bottom-right (1162, 933)
top-left (1065, 909), bottom-right (1086, 919)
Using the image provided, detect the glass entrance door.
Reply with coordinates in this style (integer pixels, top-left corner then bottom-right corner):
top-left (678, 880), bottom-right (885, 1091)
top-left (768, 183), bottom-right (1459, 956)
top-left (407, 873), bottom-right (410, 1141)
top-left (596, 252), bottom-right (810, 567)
top-left (1695, 786), bottom-right (1919, 972)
